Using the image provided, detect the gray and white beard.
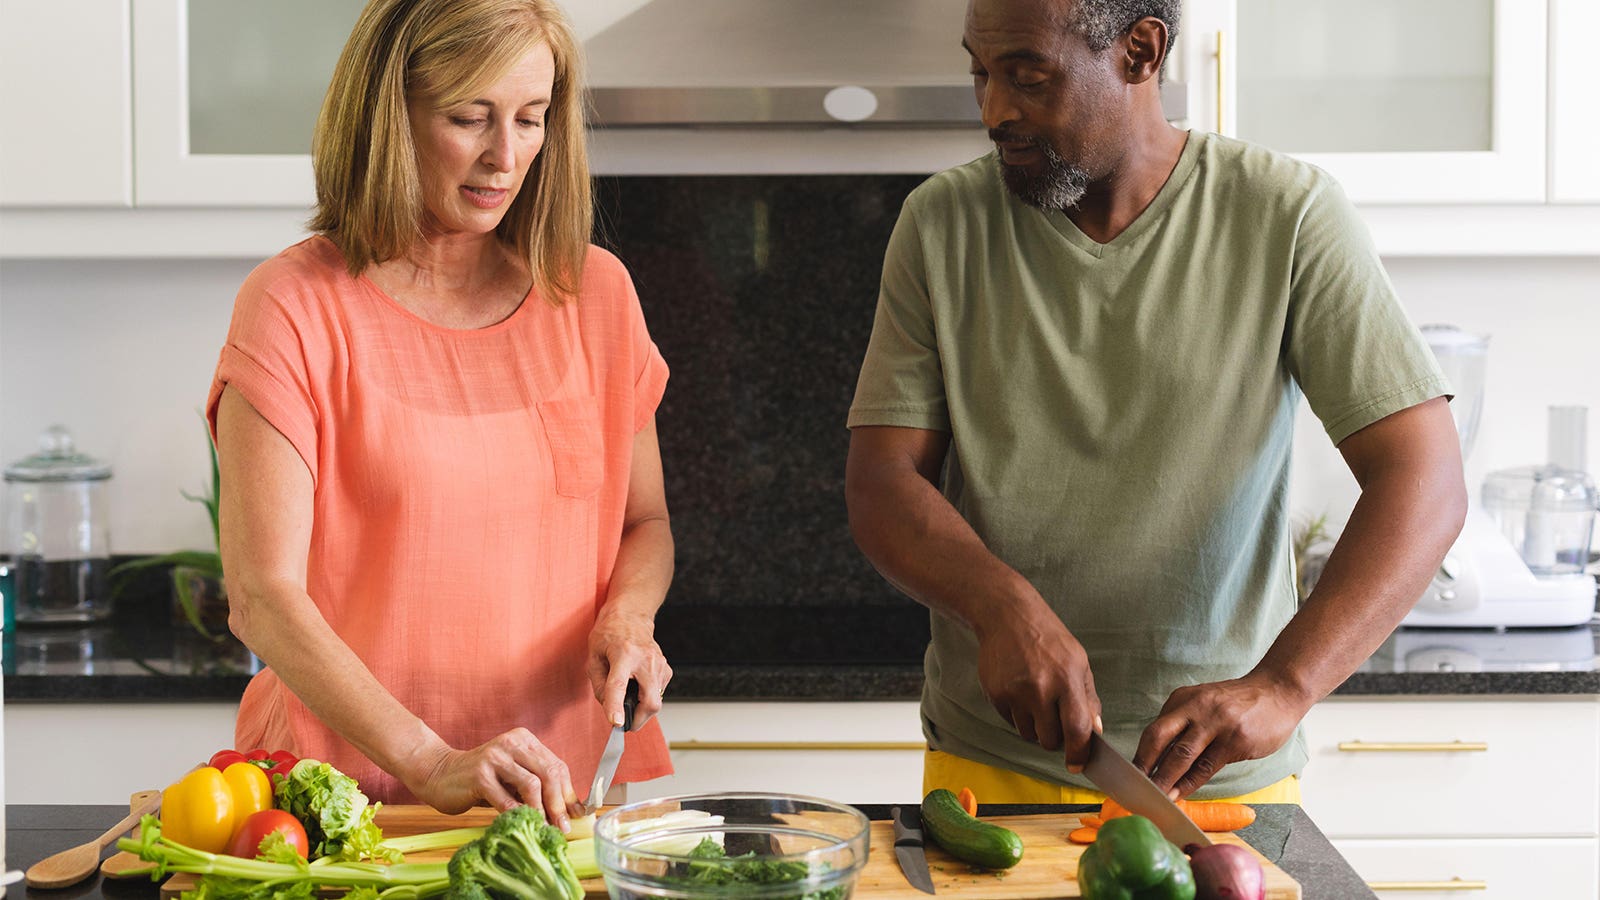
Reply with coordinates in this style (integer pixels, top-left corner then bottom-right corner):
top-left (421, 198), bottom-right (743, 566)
top-left (996, 138), bottom-right (1091, 210)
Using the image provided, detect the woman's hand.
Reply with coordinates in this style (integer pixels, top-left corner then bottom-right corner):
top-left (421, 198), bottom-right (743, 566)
top-left (587, 608), bottom-right (672, 729)
top-left (404, 730), bottom-right (582, 829)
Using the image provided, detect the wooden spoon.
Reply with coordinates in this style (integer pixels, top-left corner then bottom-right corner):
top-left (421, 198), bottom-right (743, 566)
top-left (25, 789), bottom-right (162, 888)
top-left (101, 790), bottom-right (165, 879)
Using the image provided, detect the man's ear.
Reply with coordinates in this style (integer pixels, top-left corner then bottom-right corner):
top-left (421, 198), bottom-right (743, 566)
top-left (1123, 16), bottom-right (1169, 84)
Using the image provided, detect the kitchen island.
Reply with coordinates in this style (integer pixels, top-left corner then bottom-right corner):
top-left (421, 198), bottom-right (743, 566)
top-left (7, 596), bottom-right (1598, 897)
top-left (5, 801), bottom-right (1371, 899)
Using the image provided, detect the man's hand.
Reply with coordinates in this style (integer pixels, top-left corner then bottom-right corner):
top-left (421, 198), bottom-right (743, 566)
top-left (1133, 673), bottom-right (1310, 798)
top-left (976, 597), bottom-right (1102, 771)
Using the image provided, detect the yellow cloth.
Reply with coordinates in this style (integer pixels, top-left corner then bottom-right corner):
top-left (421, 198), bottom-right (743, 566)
top-left (924, 749), bottom-right (1302, 805)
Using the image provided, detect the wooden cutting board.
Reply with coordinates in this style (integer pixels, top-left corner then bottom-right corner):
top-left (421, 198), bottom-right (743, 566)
top-left (161, 807), bottom-right (1301, 899)
top-left (853, 814), bottom-right (1299, 899)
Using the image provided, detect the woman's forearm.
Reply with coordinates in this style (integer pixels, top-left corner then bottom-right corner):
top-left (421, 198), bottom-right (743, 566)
top-left (228, 575), bottom-right (447, 786)
top-left (600, 516), bottom-right (673, 621)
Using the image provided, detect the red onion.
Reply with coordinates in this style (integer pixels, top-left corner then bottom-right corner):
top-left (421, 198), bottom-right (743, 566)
top-left (1183, 843), bottom-right (1265, 900)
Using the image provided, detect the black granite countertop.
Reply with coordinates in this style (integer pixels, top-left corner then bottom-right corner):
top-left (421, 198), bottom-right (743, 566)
top-left (4, 802), bottom-right (1370, 900)
top-left (6, 587), bottom-right (1597, 704)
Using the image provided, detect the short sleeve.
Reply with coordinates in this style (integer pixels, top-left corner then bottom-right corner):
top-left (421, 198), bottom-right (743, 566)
top-left (846, 199), bottom-right (950, 432)
top-left (620, 265), bottom-right (669, 434)
top-left (1285, 178), bottom-right (1451, 445)
top-left (205, 268), bottom-right (322, 482)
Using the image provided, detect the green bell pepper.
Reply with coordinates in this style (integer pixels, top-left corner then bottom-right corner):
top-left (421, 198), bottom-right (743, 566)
top-left (1077, 815), bottom-right (1196, 900)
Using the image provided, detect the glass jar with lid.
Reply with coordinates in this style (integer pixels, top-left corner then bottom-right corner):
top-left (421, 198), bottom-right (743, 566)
top-left (3, 425), bottom-right (115, 624)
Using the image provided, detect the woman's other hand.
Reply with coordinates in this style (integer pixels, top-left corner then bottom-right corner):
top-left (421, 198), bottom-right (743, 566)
top-left (405, 730), bottom-right (581, 829)
top-left (587, 609), bottom-right (672, 729)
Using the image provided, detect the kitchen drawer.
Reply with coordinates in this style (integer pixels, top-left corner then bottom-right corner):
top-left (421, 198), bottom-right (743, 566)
top-left (633, 702), bottom-right (926, 804)
top-left (1333, 837), bottom-right (1598, 899)
top-left (1301, 699), bottom-right (1600, 838)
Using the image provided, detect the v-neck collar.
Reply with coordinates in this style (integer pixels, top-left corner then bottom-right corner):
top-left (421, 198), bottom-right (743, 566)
top-left (1032, 130), bottom-right (1204, 259)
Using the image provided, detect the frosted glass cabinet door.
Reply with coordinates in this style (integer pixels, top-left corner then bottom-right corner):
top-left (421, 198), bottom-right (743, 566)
top-left (132, 0), bottom-right (363, 206)
top-left (1185, 0), bottom-right (1547, 204)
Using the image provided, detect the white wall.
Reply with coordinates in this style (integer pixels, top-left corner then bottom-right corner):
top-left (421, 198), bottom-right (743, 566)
top-left (0, 258), bottom-right (253, 554)
top-left (0, 254), bottom-right (1597, 554)
top-left (1290, 256), bottom-right (1600, 533)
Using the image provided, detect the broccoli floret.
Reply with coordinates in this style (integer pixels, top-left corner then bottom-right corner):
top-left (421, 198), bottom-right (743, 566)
top-left (445, 807), bottom-right (582, 900)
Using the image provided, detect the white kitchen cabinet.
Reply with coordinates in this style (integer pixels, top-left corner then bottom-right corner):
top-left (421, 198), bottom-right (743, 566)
top-left (1335, 837), bottom-right (1598, 899)
top-left (1180, 0), bottom-right (1547, 204)
top-left (1550, 0), bottom-right (1600, 203)
top-left (3, 701), bottom-right (924, 805)
top-left (0, 0), bottom-right (132, 207)
top-left (631, 702), bottom-right (926, 805)
top-left (129, 0), bottom-right (361, 206)
top-left (1301, 697), bottom-right (1600, 897)
top-left (3, 0), bottom-right (1600, 254)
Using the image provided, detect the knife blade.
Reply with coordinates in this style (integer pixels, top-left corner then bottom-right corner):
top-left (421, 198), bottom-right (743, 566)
top-left (582, 679), bottom-right (639, 815)
top-left (1082, 731), bottom-right (1211, 848)
top-left (889, 805), bottom-right (937, 894)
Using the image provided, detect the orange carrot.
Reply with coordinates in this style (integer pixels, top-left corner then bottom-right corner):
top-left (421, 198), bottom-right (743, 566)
top-left (957, 786), bottom-right (978, 816)
top-left (1067, 826), bottom-right (1098, 845)
top-left (1079, 815), bottom-right (1103, 829)
top-left (1181, 801), bottom-right (1256, 833)
top-left (1095, 798), bottom-right (1256, 833)
top-left (1097, 798), bottom-right (1135, 822)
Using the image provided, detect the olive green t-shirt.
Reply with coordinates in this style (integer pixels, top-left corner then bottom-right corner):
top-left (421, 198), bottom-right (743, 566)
top-left (847, 131), bottom-right (1449, 797)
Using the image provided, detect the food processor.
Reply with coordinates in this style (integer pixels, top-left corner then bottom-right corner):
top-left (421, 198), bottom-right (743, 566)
top-left (1404, 325), bottom-right (1598, 628)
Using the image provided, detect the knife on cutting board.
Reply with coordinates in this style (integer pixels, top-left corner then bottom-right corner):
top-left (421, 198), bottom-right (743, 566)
top-left (1083, 731), bottom-right (1211, 848)
top-left (889, 805), bottom-right (936, 894)
top-left (581, 679), bottom-right (638, 816)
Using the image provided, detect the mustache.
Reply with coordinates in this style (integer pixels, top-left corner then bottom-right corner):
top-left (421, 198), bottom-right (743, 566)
top-left (988, 129), bottom-right (1044, 146)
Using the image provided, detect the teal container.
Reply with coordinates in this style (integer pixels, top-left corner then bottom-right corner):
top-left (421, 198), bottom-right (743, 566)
top-left (0, 559), bottom-right (13, 632)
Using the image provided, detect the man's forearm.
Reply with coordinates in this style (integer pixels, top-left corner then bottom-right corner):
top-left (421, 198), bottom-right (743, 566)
top-left (846, 463), bottom-right (1045, 636)
top-left (1253, 451), bottom-right (1466, 705)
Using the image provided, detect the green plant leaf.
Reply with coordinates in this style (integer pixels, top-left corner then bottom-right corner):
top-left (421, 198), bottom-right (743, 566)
top-left (171, 566), bottom-right (226, 643)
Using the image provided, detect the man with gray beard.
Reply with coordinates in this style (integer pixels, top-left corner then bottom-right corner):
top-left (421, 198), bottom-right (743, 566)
top-left (845, 0), bottom-right (1466, 805)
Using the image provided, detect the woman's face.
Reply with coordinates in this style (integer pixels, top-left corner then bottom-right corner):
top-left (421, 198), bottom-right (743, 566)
top-left (408, 43), bottom-right (556, 240)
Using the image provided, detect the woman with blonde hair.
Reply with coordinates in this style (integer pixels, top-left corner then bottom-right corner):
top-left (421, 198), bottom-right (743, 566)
top-left (207, 0), bottom-right (673, 827)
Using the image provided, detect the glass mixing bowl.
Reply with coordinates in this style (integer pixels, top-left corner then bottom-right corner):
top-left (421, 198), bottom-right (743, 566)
top-left (594, 793), bottom-right (870, 900)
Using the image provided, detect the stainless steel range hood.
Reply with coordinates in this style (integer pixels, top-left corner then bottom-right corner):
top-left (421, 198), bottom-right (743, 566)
top-left (579, 0), bottom-right (1187, 127)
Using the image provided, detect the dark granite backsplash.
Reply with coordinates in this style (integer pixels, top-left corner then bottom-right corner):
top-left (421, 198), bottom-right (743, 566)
top-left (592, 175), bottom-right (934, 666)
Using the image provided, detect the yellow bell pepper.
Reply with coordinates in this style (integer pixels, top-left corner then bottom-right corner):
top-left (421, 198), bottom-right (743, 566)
top-left (161, 761), bottom-right (274, 853)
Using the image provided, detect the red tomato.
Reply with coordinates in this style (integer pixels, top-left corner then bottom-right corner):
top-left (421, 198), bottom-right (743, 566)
top-left (226, 809), bottom-right (309, 860)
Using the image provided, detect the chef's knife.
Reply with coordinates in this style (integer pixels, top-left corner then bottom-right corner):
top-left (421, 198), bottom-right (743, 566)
top-left (1083, 731), bottom-right (1211, 848)
top-left (582, 679), bottom-right (638, 815)
top-left (889, 805), bottom-right (937, 894)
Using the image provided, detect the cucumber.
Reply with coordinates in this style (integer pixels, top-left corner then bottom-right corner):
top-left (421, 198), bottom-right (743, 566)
top-left (919, 788), bottom-right (1024, 869)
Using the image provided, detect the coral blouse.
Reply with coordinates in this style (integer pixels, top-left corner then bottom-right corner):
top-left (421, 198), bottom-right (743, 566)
top-left (206, 236), bottom-right (672, 802)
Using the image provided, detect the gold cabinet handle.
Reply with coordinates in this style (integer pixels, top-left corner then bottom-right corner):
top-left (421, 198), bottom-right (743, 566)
top-left (1214, 29), bottom-right (1225, 134)
top-left (669, 741), bottom-right (924, 752)
top-left (1337, 740), bottom-right (1488, 753)
top-left (1367, 879), bottom-right (1487, 892)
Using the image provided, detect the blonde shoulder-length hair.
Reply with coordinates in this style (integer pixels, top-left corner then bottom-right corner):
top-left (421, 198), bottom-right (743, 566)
top-left (308, 0), bottom-right (590, 304)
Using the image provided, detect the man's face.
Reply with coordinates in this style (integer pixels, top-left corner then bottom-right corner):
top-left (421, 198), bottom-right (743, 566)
top-left (963, 0), bottom-right (1126, 209)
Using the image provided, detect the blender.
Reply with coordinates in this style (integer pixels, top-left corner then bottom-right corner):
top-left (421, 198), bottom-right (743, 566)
top-left (1404, 325), bottom-right (1598, 628)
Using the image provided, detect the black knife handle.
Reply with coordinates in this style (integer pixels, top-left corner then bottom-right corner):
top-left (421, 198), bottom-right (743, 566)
top-left (623, 679), bottom-right (639, 732)
top-left (890, 805), bottom-right (924, 846)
